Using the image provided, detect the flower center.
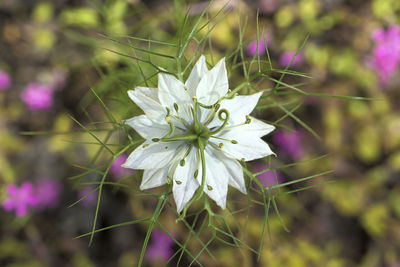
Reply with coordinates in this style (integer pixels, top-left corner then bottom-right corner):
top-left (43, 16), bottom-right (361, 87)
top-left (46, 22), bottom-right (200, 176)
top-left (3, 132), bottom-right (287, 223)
top-left (186, 122), bottom-right (210, 148)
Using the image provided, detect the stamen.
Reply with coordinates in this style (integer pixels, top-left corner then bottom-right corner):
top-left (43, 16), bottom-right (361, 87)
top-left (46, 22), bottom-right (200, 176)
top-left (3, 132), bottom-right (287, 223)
top-left (166, 177), bottom-right (172, 184)
top-left (179, 145), bottom-right (193, 167)
top-left (207, 185), bottom-right (213, 191)
top-left (219, 143), bottom-right (224, 149)
top-left (161, 114), bottom-right (175, 138)
top-left (171, 103), bottom-right (190, 129)
top-left (176, 180), bottom-right (182, 185)
top-left (204, 103), bottom-right (222, 126)
top-left (194, 169), bottom-right (199, 178)
top-left (209, 135), bottom-right (237, 143)
top-left (142, 144), bottom-right (150, 148)
top-left (153, 134), bottom-right (198, 142)
top-left (245, 115), bottom-right (252, 124)
top-left (184, 85), bottom-right (188, 90)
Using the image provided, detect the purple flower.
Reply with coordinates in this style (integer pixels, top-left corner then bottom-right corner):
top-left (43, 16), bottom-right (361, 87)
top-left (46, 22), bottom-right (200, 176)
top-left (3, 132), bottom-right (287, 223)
top-left (279, 51), bottom-right (304, 67)
top-left (0, 70), bottom-right (11, 90)
top-left (35, 178), bottom-right (62, 210)
top-left (253, 163), bottom-right (284, 188)
top-left (21, 83), bottom-right (54, 111)
top-left (368, 25), bottom-right (400, 86)
top-left (110, 154), bottom-right (133, 179)
top-left (77, 186), bottom-right (98, 206)
top-left (273, 130), bottom-right (303, 160)
top-left (2, 182), bottom-right (39, 217)
top-left (146, 229), bottom-right (174, 261)
top-left (259, 0), bottom-right (277, 14)
top-left (247, 36), bottom-right (269, 57)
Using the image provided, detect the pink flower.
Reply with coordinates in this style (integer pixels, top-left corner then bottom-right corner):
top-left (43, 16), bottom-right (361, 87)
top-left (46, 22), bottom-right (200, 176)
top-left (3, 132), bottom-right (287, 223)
top-left (0, 70), bottom-right (11, 90)
top-left (2, 182), bottom-right (39, 217)
top-left (368, 25), bottom-right (400, 86)
top-left (279, 51), bottom-right (304, 67)
top-left (146, 229), bottom-right (174, 261)
top-left (110, 154), bottom-right (133, 179)
top-left (253, 163), bottom-right (284, 188)
top-left (35, 178), bottom-right (62, 210)
top-left (247, 36), bottom-right (269, 57)
top-left (77, 186), bottom-right (98, 206)
top-left (21, 83), bottom-right (54, 111)
top-left (273, 130), bottom-right (303, 160)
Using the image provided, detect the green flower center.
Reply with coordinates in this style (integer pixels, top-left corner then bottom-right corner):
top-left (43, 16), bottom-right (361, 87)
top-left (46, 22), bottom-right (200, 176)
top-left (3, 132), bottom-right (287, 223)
top-left (186, 122), bottom-right (211, 148)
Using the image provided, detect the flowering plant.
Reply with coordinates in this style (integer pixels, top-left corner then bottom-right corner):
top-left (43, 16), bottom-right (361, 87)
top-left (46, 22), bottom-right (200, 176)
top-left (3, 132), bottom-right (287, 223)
top-left (59, 2), bottom-right (369, 266)
top-left (122, 56), bottom-right (275, 217)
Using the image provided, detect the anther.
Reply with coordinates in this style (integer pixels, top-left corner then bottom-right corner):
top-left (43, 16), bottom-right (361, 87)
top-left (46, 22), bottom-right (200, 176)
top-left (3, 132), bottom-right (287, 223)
top-left (142, 144), bottom-right (149, 148)
top-left (152, 138), bottom-right (160, 142)
top-left (192, 96), bottom-right (198, 101)
top-left (180, 159), bottom-right (185, 166)
top-left (231, 140), bottom-right (238, 144)
top-left (165, 116), bottom-right (171, 123)
top-left (241, 158), bottom-right (246, 163)
top-left (245, 115), bottom-right (252, 124)
top-left (219, 143), bottom-right (224, 149)
top-left (173, 103), bottom-right (179, 112)
top-left (176, 180), bottom-right (182, 185)
top-left (184, 85), bottom-right (188, 90)
top-left (194, 170), bottom-right (199, 178)
top-left (207, 185), bottom-right (213, 191)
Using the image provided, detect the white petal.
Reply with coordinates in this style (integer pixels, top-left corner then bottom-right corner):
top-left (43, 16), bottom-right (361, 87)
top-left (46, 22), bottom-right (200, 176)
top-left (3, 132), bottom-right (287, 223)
top-left (213, 121), bottom-right (275, 161)
top-left (213, 149), bottom-right (246, 194)
top-left (141, 168), bottom-right (169, 190)
top-left (128, 88), bottom-right (166, 121)
top-left (173, 147), bottom-right (200, 212)
top-left (196, 58), bottom-right (228, 106)
top-left (125, 115), bottom-right (170, 139)
top-left (207, 92), bottom-right (262, 127)
top-left (235, 117), bottom-right (275, 137)
top-left (158, 73), bottom-right (192, 122)
top-left (122, 141), bottom-right (184, 169)
top-left (196, 147), bottom-right (229, 209)
top-left (185, 56), bottom-right (208, 98)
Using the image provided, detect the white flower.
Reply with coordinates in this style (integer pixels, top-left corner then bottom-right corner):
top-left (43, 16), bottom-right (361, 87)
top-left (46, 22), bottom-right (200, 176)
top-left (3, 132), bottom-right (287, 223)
top-left (122, 56), bottom-right (275, 213)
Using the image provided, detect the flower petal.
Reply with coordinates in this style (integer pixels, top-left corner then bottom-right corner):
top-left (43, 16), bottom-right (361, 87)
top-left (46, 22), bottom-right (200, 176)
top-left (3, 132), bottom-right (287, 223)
top-left (122, 141), bottom-right (185, 169)
top-left (196, 58), bottom-right (228, 106)
top-left (128, 88), bottom-right (166, 121)
top-left (196, 147), bottom-right (229, 209)
top-left (213, 120), bottom-right (275, 161)
top-left (173, 147), bottom-right (200, 212)
top-left (125, 115), bottom-right (170, 139)
top-left (233, 117), bottom-right (275, 137)
top-left (213, 149), bottom-right (246, 194)
top-left (207, 92), bottom-right (262, 127)
top-left (158, 73), bottom-right (192, 122)
top-left (141, 168), bottom-right (169, 190)
top-left (185, 56), bottom-right (208, 98)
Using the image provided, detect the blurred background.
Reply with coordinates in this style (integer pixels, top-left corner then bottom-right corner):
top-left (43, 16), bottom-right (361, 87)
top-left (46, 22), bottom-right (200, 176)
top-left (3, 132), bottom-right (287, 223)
top-left (0, 0), bottom-right (400, 266)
